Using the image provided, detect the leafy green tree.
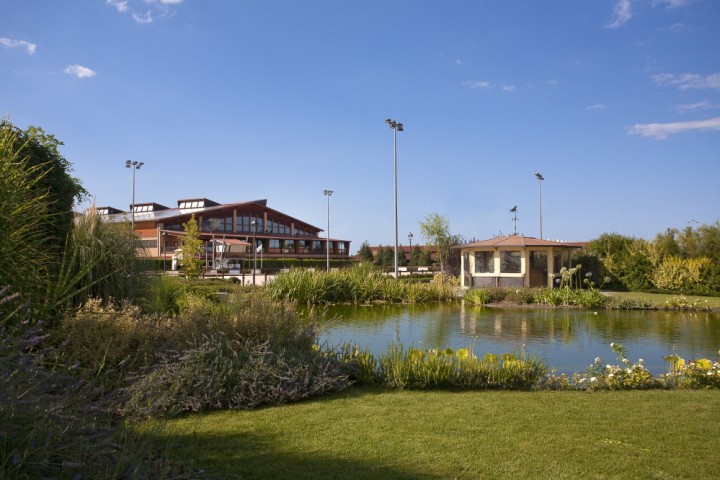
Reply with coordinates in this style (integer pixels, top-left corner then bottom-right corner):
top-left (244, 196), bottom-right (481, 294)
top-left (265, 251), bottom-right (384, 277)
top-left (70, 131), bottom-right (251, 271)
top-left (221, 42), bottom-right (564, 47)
top-left (409, 245), bottom-right (423, 266)
top-left (419, 212), bottom-right (452, 273)
top-left (357, 241), bottom-right (374, 263)
top-left (1, 122), bottom-right (87, 253)
top-left (373, 245), bottom-right (394, 267)
top-left (180, 214), bottom-right (204, 279)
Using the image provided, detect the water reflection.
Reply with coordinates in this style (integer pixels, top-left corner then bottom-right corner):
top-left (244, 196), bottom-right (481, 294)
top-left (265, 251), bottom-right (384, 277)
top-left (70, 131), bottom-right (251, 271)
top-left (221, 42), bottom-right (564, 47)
top-left (318, 303), bottom-right (720, 375)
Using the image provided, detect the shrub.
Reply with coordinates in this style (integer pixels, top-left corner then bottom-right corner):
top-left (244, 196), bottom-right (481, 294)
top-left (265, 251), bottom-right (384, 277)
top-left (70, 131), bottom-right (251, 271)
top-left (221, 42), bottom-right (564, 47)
top-left (123, 335), bottom-right (351, 417)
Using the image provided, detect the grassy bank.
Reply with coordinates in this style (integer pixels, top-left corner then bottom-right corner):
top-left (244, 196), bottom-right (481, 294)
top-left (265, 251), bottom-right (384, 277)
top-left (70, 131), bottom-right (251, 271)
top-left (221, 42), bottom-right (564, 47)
top-left (151, 388), bottom-right (720, 479)
top-left (606, 291), bottom-right (720, 309)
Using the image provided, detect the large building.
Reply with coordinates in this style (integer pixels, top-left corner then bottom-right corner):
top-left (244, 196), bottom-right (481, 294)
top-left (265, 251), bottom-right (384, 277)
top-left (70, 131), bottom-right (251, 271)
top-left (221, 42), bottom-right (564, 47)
top-left (100, 198), bottom-right (351, 268)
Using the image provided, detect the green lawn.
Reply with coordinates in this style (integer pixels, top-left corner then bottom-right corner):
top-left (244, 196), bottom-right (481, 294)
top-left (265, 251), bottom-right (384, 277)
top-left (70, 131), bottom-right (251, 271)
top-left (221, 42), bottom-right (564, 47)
top-left (152, 388), bottom-right (720, 479)
top-left (606, 291), bottom-right (720, 309)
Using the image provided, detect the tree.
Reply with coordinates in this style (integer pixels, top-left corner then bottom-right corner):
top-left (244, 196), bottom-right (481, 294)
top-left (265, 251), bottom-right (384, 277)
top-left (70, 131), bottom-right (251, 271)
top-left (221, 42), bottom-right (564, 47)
top-left (419, 212), bottom-right (452, 273)
top-left (1, 121), bottom-right (87, 253)
top-left (180, 214), bottom-right (204, 279)
top-left (373, 245), bottom-right (394, 267)
top-left (357, 241), bottom-right (374, 263)
top-left (409, 245), bottom-right (423, 266)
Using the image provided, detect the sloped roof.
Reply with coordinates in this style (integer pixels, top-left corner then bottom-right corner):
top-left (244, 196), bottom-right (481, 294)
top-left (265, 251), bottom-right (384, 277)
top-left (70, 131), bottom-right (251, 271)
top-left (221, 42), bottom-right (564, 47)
top-left (458, 235), bottom-right (585, 249)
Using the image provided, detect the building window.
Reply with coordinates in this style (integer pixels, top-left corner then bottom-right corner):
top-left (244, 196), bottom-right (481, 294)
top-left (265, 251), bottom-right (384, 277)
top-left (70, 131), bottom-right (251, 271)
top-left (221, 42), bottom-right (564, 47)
top-left (311, 240), bottom-right (322, 253)
top-left (474, 251), bottom-right (494, 273)
top-left (500, 251), bottom-right (521, 273)
top-left (269, 239), bottom-right (281, 253)
top-left (140, 239), bottom-right (157, 249)
top-left (297, 240), bottom-right (310, 253)
top-left (337, 242), bottom-right (346, 254)
top-left (283, 239), bottom-right (295, 253)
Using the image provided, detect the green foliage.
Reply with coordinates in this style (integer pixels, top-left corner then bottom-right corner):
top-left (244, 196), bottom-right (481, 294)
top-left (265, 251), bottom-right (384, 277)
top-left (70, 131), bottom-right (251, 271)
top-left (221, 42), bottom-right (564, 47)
top-left (0, 121), bottom-right (87, 255)
top-left (419, 212), bottom-right (452, 273)
top-left (266, 265), bottom-right (460, 305)
top-left (348, 343), bottom-right (548, 390)
top-left (66, 208), bottom-right (143, 306)
top-left (465, 288), bottom-right (492, 305)
top-left (357, 241), bottom-right (374, 262)
top-left (0, 126), bottom-right (53, 321)
top-left (179, 214), bottom-right (204, 279)
top-left (373, 244), bottom-right (394, 267)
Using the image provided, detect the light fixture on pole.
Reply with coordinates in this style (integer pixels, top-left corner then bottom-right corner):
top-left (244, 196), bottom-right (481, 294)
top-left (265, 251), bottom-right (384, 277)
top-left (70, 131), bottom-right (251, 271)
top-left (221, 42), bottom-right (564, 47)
top-left (324, 189), bottom-right (333, 271)
top-left (408, 232), bottom-right (413, 249)
top-left (161, 231), bottom-right (167, 272)
top-left (385, 118), bottom-right (404, 278)
top-left (535, 172), bottom-right (544, 239)
top-left (251, 219), bottom-right (257, 285)
top-left (125, 160), bottom-right (144, 235)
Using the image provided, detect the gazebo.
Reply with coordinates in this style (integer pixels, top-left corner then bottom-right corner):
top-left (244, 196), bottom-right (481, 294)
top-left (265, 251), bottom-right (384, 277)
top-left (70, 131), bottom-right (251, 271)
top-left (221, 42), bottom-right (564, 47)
top-left (456, 235), bottom-right (585, 289)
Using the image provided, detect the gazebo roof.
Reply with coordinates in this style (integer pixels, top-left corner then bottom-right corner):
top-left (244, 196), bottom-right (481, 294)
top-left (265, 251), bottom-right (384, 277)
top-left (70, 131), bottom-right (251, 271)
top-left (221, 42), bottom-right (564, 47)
top-left (458, 235), bottom-right (585, 249)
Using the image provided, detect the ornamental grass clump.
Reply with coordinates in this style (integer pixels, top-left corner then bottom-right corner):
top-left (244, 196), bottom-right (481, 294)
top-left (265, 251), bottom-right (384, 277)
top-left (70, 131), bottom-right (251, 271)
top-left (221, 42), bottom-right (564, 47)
top-left (267, 265), bottom-right (458, 305)
top-left (360, 343), bottom-right (547, 390)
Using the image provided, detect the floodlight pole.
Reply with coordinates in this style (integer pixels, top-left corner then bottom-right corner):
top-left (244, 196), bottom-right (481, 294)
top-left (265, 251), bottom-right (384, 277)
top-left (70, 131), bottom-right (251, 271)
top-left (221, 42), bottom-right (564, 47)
top-left (251, 219), bottom-right (257, 285)
top-left (125, 160), bottom-right (144, 235)
top-left (386, 118), bottom-right (404, 278)
top-left (324, 189), bottom-right (333, 271)
top-left (535, 172), bottom-right (544, 239)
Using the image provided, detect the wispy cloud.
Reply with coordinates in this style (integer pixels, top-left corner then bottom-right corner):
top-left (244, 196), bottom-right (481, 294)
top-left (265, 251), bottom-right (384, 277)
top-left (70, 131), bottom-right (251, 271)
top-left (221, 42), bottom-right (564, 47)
top-left (501, 85), bottom-right (516, 92)
top-left (462, 80), bottom-right (494, 89)
top-left (586, 104), bottom-right (607, 111)
top-left (652, 0), bottom-right (694, 9)
top-left (676, 100), bottom-right (719, 113)
top-left (546, 79), bottom-right (558, 86)
top-left (64, 64), bottom-right (97, 79)
top-left (106, 0), bottom-right (128, 13)
top-left (0, 37), bottom-right (37, 55)
top-left (605, 0), bottom-right (632, 28)
top-left (628, 117), bottom-right (720, 139)
top-left (653, 73), bottom-right (720, 90)
top-left (133, 10), bottom-right (153, 24)
top-left (107, 0), bottom-right (182, 23)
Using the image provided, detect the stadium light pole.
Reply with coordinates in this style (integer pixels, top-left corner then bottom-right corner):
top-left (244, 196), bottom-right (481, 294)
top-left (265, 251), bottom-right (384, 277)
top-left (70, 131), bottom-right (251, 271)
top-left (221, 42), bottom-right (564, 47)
top-left (251, 219), bottom-right (257, 285)
top-left (535, 172), bottom-right (544, 239)
top-left (385, 118), bottom-right (404, 278)
top-left (324, 189), bottom-right (333, 271)
top-left (125, 160), bottom-right (144, 235)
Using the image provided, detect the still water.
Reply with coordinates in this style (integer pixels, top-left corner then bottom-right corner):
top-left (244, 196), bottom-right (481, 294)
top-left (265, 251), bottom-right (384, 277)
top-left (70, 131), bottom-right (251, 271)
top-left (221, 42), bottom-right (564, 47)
top-left (317, 303), bottom-right (720, 375)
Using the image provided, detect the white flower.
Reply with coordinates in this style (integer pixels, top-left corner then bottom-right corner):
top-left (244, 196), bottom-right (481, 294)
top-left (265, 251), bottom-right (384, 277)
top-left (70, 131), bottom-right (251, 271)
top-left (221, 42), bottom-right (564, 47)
top-left (606, 364), bottom-right (612, 369)
top-left (610, 343), bottom-right (615, 347)
top-left (595, 357), bottom-right (601, 363)
top-left (590, 377), bottom-right (597, 382)
top-left (608, 373), bottom-right (614, 378)
top-left (638, 358), bottom-right (644, 364)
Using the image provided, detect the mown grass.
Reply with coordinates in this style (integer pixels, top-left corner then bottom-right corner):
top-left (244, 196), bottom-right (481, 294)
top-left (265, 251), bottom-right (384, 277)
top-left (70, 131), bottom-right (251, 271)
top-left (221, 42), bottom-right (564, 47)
top-left (607, 291), bottom-right (720, 309)
top-left (151, 388), bottom-right (720, 479)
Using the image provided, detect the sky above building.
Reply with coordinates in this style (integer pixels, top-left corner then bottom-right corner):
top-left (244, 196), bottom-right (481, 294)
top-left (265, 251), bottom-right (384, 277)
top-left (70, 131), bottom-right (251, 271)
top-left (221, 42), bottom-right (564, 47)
top-left (2, 0), bottom-right (719, 252)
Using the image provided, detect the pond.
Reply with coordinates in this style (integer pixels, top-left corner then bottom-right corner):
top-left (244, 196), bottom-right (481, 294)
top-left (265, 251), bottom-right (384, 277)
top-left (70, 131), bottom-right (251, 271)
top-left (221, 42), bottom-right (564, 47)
top-left (317, 303), bottom-right (720, 375)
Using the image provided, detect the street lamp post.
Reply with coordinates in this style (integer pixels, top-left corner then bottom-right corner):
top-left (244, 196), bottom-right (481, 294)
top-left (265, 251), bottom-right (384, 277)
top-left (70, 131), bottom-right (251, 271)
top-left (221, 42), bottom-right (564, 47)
top-left (408, 232), bottom-right (413, 249)
top-left (535, 172), bottom-right (544, 239)
top-left (324, 189), bottom-right (333, 271)
top-left (386, 118), bottom-right (404, 278)
top-left (251, 219), bottom-right (257, 285)
top-left (125, 160), bottom-right (144, 234)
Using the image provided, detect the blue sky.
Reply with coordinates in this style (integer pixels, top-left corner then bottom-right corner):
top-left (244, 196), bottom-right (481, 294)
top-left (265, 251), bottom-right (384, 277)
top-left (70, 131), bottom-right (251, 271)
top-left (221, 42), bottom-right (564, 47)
top-left (2, 0), bottom-right (719, 252)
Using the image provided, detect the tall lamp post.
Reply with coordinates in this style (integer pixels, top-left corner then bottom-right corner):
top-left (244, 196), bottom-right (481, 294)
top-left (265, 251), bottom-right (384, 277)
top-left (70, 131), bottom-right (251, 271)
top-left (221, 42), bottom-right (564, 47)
top-left (324, 189), bottom-right (333, 271)
top-left (408, 232), bottom-right (413, 267)
top-left (251, 219), bottom-right (257, 285)
top-left (535, 172), bottom-right (544, 239)
top-left (125, 160), bottom-right (144, 235)
top-left (386, 118), bottom-right (404, 278)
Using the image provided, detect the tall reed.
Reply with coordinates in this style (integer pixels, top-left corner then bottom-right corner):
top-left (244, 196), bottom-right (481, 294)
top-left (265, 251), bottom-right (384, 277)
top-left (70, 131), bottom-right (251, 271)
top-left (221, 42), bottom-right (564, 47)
top-left (267, 265), bottom-right (459, 304)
